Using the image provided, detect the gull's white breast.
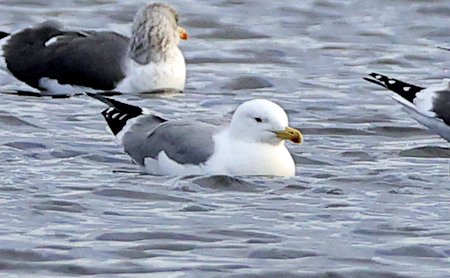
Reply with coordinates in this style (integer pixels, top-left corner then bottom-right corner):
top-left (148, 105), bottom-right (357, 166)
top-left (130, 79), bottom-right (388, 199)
top-left (116, 47), bottom-right (185, 93)
top-left (205, 131), bottom-right (296, 177)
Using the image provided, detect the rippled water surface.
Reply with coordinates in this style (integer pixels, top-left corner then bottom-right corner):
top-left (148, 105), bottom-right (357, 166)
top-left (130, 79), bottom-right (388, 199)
top-left (0, 0), bottom-right (449, 277)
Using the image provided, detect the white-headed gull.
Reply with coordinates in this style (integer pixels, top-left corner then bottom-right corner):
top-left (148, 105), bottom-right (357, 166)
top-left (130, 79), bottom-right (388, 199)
top-left (88, 94), bottom-right (303, 177)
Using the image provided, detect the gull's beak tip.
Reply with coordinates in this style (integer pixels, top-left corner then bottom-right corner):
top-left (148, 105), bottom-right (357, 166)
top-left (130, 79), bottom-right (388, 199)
top-left (178, 26), bottom-right (188, 40)
top-left (293, 133), bottom-right (303, 144)
top-left (275, 127), bottom-right (303, 144)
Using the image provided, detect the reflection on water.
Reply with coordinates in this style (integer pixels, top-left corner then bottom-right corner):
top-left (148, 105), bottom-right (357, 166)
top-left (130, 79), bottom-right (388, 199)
top-left (0, 0), bottom-right (449, 276)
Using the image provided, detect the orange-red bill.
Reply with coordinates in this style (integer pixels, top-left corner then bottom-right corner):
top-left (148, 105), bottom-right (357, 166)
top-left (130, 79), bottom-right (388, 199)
top-left (178, 26), bottom-right (188, 40)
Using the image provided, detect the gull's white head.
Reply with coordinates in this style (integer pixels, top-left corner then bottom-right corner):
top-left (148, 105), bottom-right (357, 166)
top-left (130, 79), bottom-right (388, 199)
top-left (229, 99), bottom-right (303, 145)
top-left (129, 3), bottom-right (188, 64)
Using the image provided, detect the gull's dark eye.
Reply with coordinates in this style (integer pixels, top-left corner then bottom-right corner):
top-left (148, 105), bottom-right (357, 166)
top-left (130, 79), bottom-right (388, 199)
top-left (175, 14), bottom-right (179, 23)
top-left (254, 117), bottom-right (262, 123)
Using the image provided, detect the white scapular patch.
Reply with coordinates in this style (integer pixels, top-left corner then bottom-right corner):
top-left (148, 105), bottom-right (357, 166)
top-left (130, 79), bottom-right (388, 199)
top-left (44, 36), bottom-right (59, 47)
top-left (44, 34), bottom-right (90, 47)
top-left (38, 77), bottom-right (96, 95)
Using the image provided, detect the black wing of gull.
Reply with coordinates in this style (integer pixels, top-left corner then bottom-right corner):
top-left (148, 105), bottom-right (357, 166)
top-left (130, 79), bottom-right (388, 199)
top-left (0, 31), bottom-right (8, 40)
top-left (363, 72), bottom-right (425, 103)
top-left (2, 3), bottom-right (188, 95)
top-left (86, 93), bottom-right (146, 135)
top-left (364, 72), bottom-right (450, 142)
top-left (88, 94), bottom-right (216, 166)
top-left (3, 21), bottom-right (128, 90)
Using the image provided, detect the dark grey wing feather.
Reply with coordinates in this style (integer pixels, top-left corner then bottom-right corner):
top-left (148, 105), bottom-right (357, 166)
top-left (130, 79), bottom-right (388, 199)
top-left (3, 21), bottom-right (129, 90)
top-left (433, 90), bottom-right (450, 125)
top-left (122, 120), bottom-right (216, 166)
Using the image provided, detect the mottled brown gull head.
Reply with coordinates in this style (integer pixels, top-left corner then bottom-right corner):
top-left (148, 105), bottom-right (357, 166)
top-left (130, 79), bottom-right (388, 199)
top-left (128, 3), bottom-right (187, 65)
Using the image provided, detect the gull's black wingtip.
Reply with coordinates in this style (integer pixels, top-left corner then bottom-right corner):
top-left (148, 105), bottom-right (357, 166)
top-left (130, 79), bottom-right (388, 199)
top-left (363, 73), bottom-right (387, 88)
top-left (363, 72), bottom-right (425, 103)
top-left (86, 92), bottom-right (143, 118)
top-left (86, 93), bottom-right (144, 135)
top-left (85, 92), bottom-right (115, 107)
top-left (0, 31), bottom-right (9, 39)
top-left (85, 92), bottom-right (96, 98)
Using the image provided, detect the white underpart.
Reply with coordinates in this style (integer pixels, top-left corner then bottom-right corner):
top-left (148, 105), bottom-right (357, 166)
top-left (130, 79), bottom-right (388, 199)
top-left (115, 47), bottom-right (185, 93)
top-left (393, 95), bottom-right (450, 142)
top-left (205, 129), bottom-right (296, 177)
top-left (38, 77), bottom-right (97, 95)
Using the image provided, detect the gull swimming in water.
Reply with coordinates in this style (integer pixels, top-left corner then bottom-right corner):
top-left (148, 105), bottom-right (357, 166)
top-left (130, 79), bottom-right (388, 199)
top-left (88, 94), bottom-right (303, 177)
top-left (0, 3), bottom-right (187, 95)
top-left (365, 72), bottom-right (450, 142)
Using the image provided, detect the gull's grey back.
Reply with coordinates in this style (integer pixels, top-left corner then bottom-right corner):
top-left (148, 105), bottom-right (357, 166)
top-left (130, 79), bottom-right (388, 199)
top-left (122, 118), bottom-right (217, 165)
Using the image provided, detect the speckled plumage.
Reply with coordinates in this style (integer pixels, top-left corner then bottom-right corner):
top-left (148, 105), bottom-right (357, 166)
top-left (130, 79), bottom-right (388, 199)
top-left (129, 3), bottom-right (181, 65)
top-left (1, 2), bottom-right (186, 94)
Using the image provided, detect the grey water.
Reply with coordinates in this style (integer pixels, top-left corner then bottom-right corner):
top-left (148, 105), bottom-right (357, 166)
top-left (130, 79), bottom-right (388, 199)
top-left (0, 0), bottom-right (449, 277)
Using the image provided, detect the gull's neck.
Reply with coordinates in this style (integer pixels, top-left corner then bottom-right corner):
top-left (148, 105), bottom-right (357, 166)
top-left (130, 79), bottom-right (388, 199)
top-left (128, 26), bottom-right (179, 65)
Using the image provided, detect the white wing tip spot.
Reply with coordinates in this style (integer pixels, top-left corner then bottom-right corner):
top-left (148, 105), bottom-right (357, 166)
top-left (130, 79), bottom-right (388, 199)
top-left (44, 37), bottom-right (58, 47)
top-left (375, 75), bottom-right (382, 79)
top-left (403, 86), bottom-right (411, 92)
top-left (388, 80), bottom-right (396, 84)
